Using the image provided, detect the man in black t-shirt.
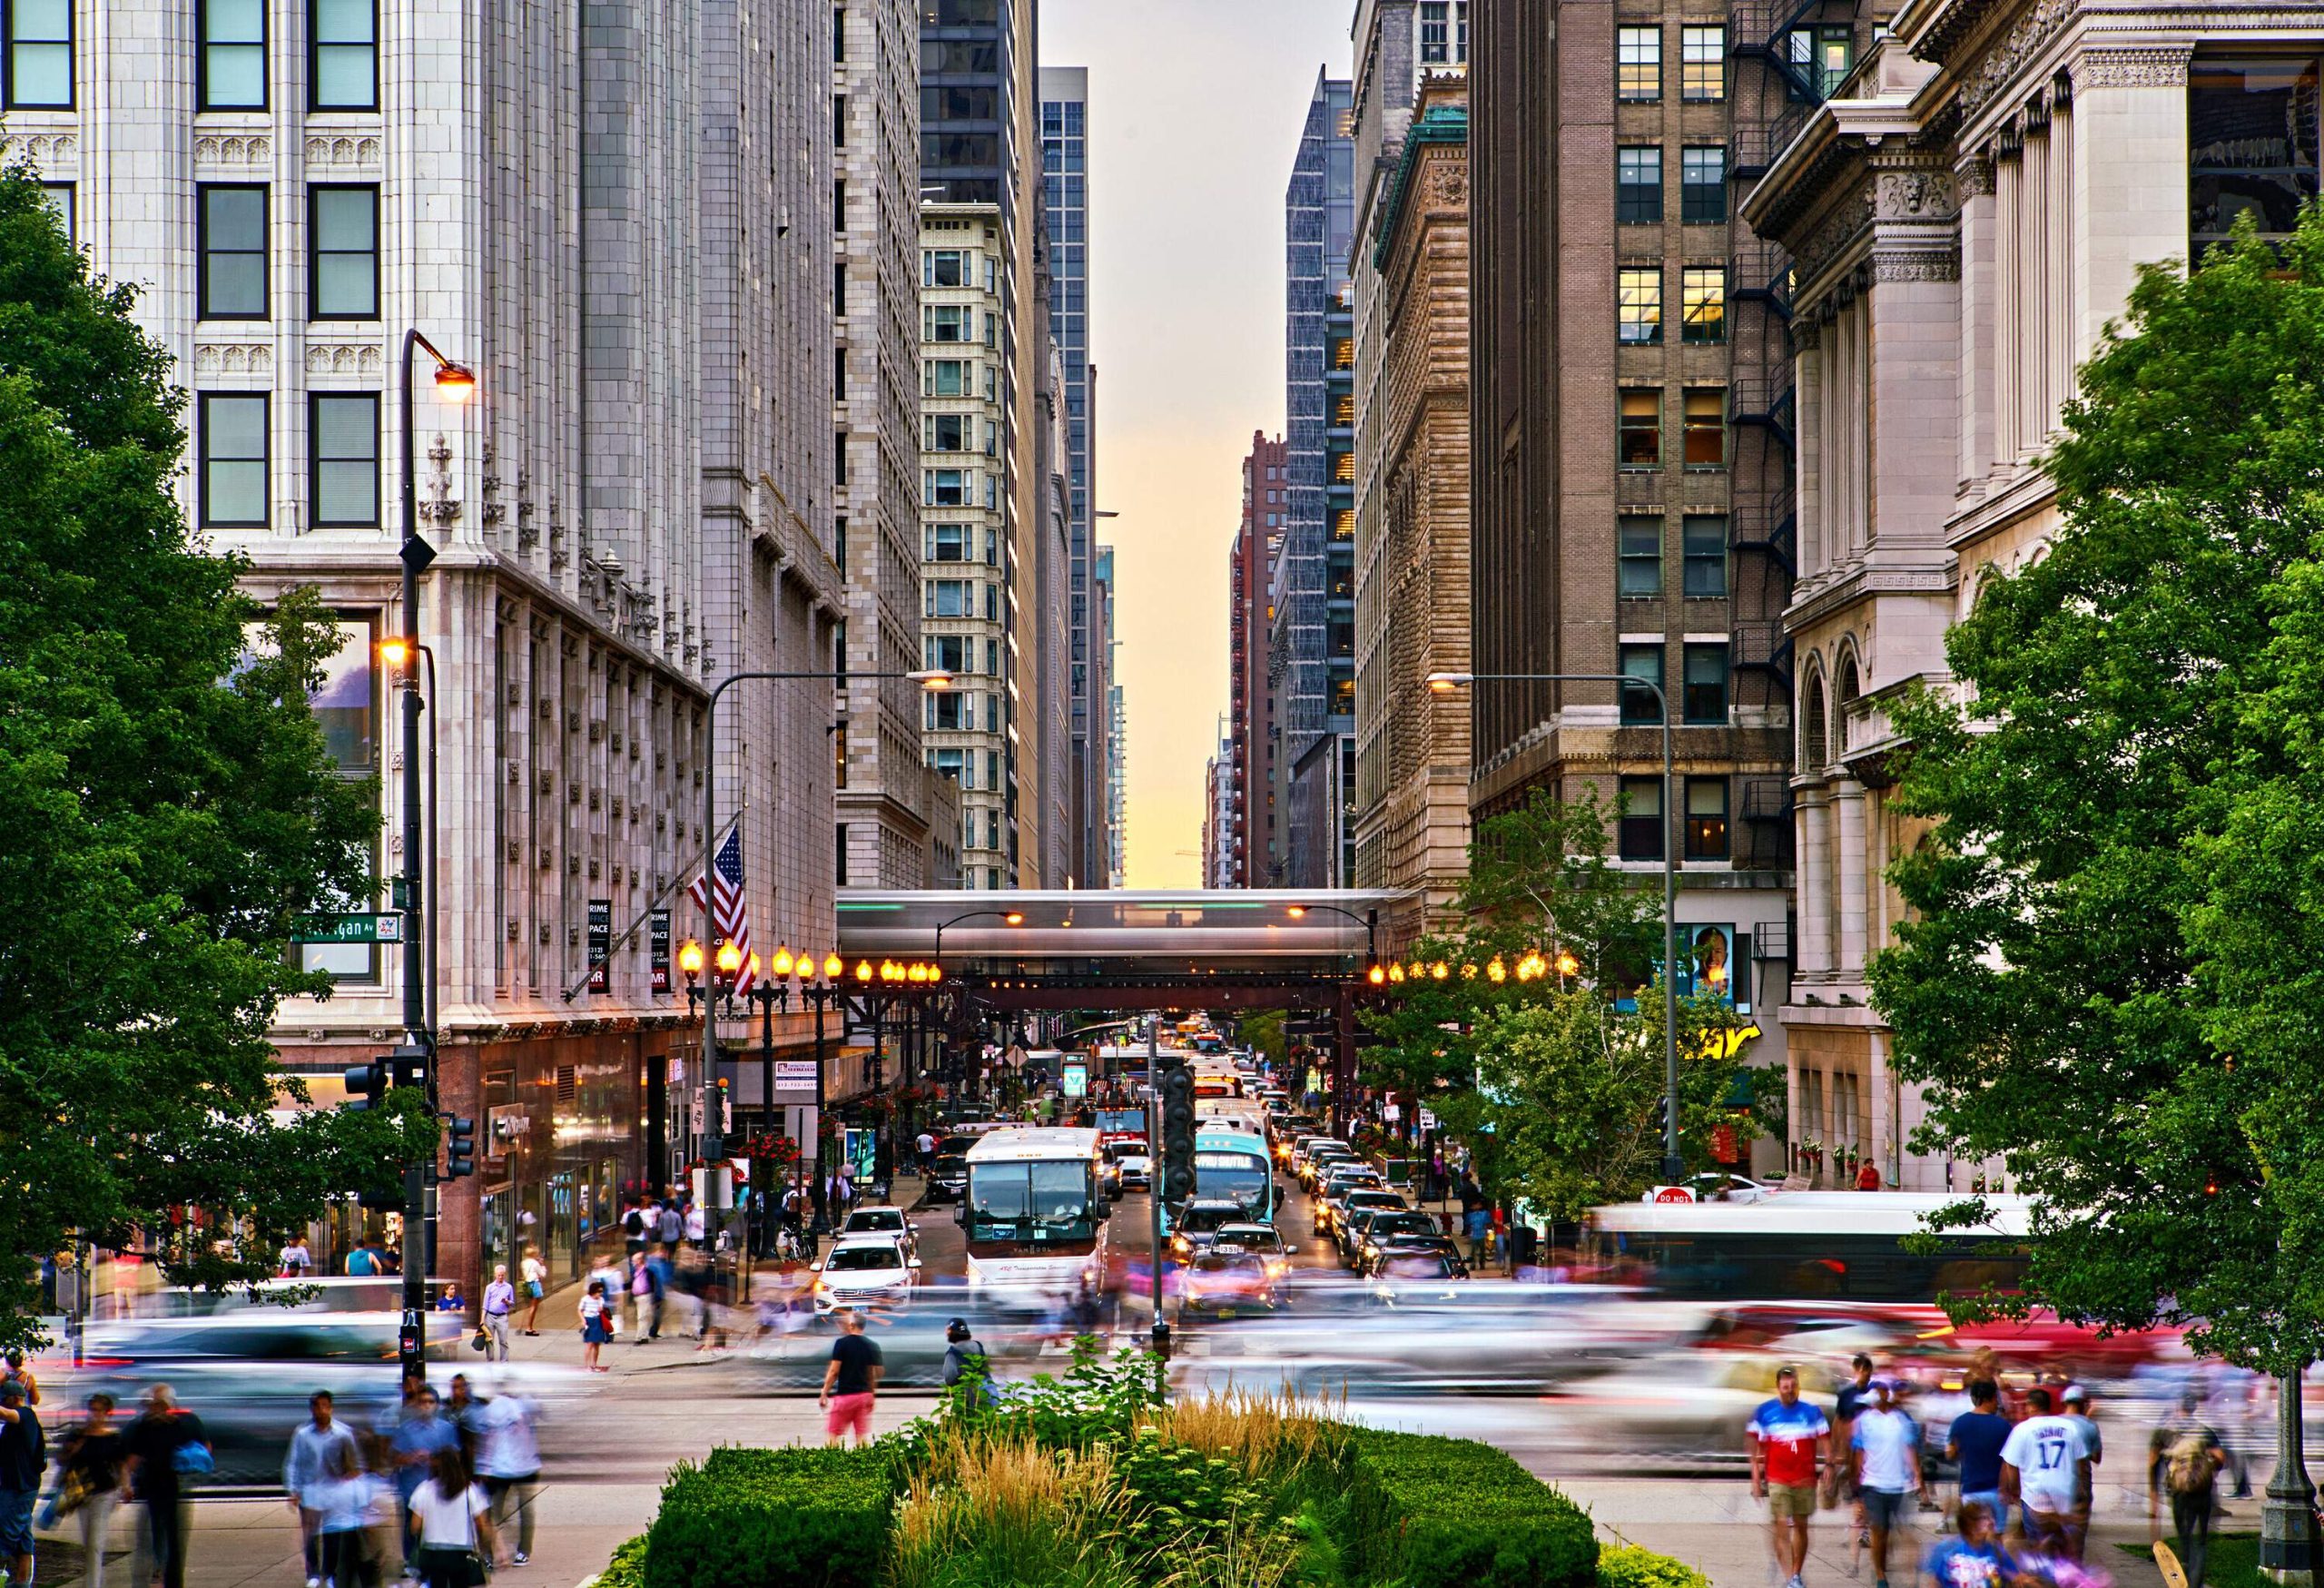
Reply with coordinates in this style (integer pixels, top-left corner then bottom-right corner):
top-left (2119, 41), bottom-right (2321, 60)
top-left (123, 1385), bottom-right (210, 1588)
top-left (820, 1310), bottom-right (885, 1446)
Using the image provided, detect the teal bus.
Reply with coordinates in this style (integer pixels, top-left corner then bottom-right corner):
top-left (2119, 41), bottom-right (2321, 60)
top-left (1193, 1125), bottom-right (1275, 1224)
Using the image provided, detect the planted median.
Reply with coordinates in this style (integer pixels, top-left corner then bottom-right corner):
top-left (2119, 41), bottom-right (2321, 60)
top-left (629, 1341), bottom-right (1683, 1588)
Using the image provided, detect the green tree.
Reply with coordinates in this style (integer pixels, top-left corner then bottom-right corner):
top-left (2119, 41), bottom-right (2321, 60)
top-left (0, 168), bottom-right (431, 1346)
top-left (1360, 787), bottom-right (1766, 1209)
top-left (1868, 211), bottom-right (2324, 1369)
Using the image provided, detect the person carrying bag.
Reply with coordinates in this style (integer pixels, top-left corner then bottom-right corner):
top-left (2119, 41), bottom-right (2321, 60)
top-left (407, 1448), bottom-right (496, 1588)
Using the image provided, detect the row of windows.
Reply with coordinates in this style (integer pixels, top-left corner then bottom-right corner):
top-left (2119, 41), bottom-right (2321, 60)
top-left (928, 745), bottom-right (1004, 794)
top-left (927, 690), bottom-right (1001, 733)
top-left (924, 577), bottom-right (1000, 621)
top-left (196, 184), bottom-right (377, 321)
top-left (923, 359), bottom-right (1000, 400)
top-left (923, 634), bottom-right (1002, 676)
top-left (922, 412), bottom-right (999, 455)
top-left (1619, 389), bottom-right (1726, 469)
top-left (1618, 641), bottom-right (1729, 726)
top-left (1617, 146), bottom-right (1727, 225)
top-left (1619, 265), bottom-right (1726, 345)
top-left (3, 0), bottom-right (379, 110)
top-left (922, 468), bottom-right (999, 508)
top-left (1617, 775), bottom-right (1731, 863)
top-left (1617, 25), bottom-right (1728, 104)
top-left (922, 248), bottom-right (998, 291)
top-left (1416, 0), bottom-right (1468, 65)
top-left (196, 390), bottom-right (379, 528)
top-left (923, 523), bottom-right (999, 565)
top-left (1619, 516), bottom-right (1728, 599)
top-left (922, 303), bottom-right (998, 347)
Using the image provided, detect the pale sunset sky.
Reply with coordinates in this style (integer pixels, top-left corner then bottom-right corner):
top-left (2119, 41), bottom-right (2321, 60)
top-left (1040, 0), bottom-right (1353, 887)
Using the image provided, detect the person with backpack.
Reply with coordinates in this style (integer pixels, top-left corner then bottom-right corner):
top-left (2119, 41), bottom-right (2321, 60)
top-left (121, 1385), bottom-right (209, 1588)
top-left (941, 1319), bottom-right (992, 1410)
top-left (2151, 1395), bottom-right (2227, 1588)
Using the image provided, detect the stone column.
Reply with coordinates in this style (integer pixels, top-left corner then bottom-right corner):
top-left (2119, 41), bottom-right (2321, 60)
top-left (2071, 49), bottom-right (2192, 364)
top-left (1833, 776), bottom-right (1870, 978)
top-left (1955, 155), bottom-right (1996, 494)
top-left (1796, 783), bottom-right (1835, 981)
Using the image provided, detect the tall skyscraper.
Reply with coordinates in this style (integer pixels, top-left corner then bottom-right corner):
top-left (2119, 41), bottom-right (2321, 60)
top-left (1039, 66), bottom-right (1108, 889)
top-left (837, 0), bottom-right (958, 889)
top-left (1228, 431), bottom-right (1290, 885)
top-left (1097, 541), bottom-right (1128, 886)
top-left (1278, 73), bottom-right (1357, 888)
top-left (921, 0), bottom-right (1049, 883)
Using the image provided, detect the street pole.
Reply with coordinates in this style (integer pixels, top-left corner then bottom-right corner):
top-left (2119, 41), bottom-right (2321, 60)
top-left (1147, 1022), bottom-right (1165, 1363)
top-left (2263, 1368), bottom-right (2317, 1583)
top-left (395, 330), bottom-right (433, 1386)
top-left (1426, 671), bottom-right (1682, 1182)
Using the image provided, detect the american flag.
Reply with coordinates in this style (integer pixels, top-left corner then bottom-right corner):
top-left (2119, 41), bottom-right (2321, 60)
top-left (686, 826), bottom-right (756, 997)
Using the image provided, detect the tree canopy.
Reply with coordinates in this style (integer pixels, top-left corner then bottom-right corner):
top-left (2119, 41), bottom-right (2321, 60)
top-left (1869, 209), bottom-right (2324, 1370)
top-left (1359, 788), bottom-right (1770, 1221)
top-left (0, 167), bottom-right (431, 1345)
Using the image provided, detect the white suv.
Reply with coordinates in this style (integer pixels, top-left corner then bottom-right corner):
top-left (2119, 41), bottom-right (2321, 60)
top-left (812, 1235), bottom-right (921, 1314)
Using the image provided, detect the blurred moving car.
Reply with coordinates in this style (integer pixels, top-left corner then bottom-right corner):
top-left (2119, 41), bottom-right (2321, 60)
top-left (1351, 1210), bottom-right (1445, 1271)
top-left (1167, 1198), bottom-right (1250, 1258)
top-left (1316, 1179), bottom-right (1396, 1239)
top-left (1183, 1250), bottom-right (1281, 1317)
top-left (1332, 1194), bottom-right (1414, 1258)
top-left (1210, 1223), bottom-right (1294, 1278)
top-left (1541, 1351), bottom-right (1840, 1466)
top-left (1107, 1143), bottom-right (1152, 1192)
top-left (1367, 1248), bottom-right (1469, 1292)
top-left (1639, 1173), bottom-right (1777, 1205)
top-left (812, 1236), bottom-right (921, 1314)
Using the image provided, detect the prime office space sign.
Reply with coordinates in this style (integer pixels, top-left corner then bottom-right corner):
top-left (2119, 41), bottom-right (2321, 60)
top-left (587, 899), bottom-right (612, 993)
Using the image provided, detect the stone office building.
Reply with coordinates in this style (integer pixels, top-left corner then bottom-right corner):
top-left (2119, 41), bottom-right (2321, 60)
top-left (1, 0), bottom-right (852, 1290)
top-left (1741, 0), bottom-right (2324, 1189)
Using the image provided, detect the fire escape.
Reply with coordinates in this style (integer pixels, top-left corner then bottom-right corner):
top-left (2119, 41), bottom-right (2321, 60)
top-left (1725, 0), bottom-right (1859, 870)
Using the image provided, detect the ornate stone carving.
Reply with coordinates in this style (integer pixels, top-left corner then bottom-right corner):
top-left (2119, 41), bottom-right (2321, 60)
top-left (1792, 316), bottom-right (1821, 351)
top-left (1956, 0), bottom-right (2073, 121)
top-left (192, 133), bottom-right (270, 166)
top-left (1955, 153), bottom-right (1996, 198)
top-left (0, 131), bottom-right (76, 167)
top-left (1876, 168), bottom-right (1959, 220)
top-left (192, 342), bottom-right (273, 375)
top-left (303, 134), bottom-right (382, 166)
top-left (2073, 48), bottom-right (2192, 91)
top-left (1873, 251), bottom-right (1963, 283)
top-left (304, 342), bottom-right (384, 376)
top-left (419, 434), bottom-right (462, 526)
top-left (1792, 184), bottom-right (1876, 290)
top-left (1432, 163), bottom-right (1468, 210)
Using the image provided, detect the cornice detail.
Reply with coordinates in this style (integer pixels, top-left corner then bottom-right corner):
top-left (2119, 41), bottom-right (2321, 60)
top-left (2073, 46), bottom-right (2193, 90)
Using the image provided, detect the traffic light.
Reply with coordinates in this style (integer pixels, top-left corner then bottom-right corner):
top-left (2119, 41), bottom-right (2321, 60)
top-left (341, 1059), bottom-right (389, 1112)
top-left (1157, 1060), bottom-right (1197, 1205)
top-left (445, 1116), bottom-right (478, 1179)
top-left (389, 1041), bottom-right (430, 1091)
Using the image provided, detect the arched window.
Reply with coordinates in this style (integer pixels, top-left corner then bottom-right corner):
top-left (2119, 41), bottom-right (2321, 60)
top-left (1834, 650), bottom-right (1861, 711)
top-left (1799, 666), bottom-right (1827, 770)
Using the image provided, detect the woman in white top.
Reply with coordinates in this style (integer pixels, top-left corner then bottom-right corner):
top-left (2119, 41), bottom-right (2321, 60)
top-left (406, 1448), bottom-right (496, 1588)
top-left (519, 1248), bottom-right (547, 1336)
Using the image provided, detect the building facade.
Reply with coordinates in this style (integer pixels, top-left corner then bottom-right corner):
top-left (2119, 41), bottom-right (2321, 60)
top-left (2, 0), bottom-right (857, 1290)
top-left (917, 202), bottom-right (1015, 888)
top-left (1227, 431), bottom-right (1290, 884)
top-left (1351, 75), bottom-right (1472, 949)
top-left (1278, 73), bottom-right (1359, 890)
top-left (836, 0), bottom-right (955, 889)
top-left (1039, 66), bottom-right (1109, 889)
top-left (1739, 0), bottom-right (2305, 1189)
top-left (1098, 541), bottom-right (1128, 885)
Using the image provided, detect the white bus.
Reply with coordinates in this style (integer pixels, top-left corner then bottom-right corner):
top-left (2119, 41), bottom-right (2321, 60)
top-left (959, 1126), bottom-right (1110, 1292)
top-left (1587, 1192), bottom-right (2034, 1303)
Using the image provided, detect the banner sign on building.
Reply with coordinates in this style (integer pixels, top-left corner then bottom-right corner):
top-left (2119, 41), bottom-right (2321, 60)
top-left (649, 908), bottom-right (671, 993)
top-left (586, 899), bottom-right (613, 993)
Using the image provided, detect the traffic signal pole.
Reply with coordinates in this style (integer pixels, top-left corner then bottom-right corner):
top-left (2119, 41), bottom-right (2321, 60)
top-left (1147, 1023), bottom-right (1165, 1363)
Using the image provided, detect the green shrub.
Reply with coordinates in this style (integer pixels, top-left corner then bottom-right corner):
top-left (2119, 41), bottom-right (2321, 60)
top-left (1597, 1544), bottom-right (1709, 1588)
top-left (1342, 1426), bottom-right (1598, 1588)
top-left (595, 1536), bottom-right (648, 1588)
top-left (644, 1445), bottom-right (897, 1588)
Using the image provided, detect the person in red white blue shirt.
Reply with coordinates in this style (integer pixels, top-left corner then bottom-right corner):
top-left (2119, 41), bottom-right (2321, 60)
top-left (1750, 1365), bottom-right (1831, 1588)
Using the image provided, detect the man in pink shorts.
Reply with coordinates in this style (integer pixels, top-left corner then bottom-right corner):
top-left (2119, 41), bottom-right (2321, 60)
top-left (819, 1309), bottom-right (884, 1445)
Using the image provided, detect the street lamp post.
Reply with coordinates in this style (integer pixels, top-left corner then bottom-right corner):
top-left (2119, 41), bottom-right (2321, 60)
top-left (1424, 670), bottom-right (1684, 1184)
top-left (394, 330), bottom-right (472, 1386)
top-left (693, 669), bottom-right (950, 1249)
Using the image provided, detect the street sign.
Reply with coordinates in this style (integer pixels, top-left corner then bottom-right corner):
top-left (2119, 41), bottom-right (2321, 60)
top-left (1651, 1185), bottom-right (1697, 1204)
top-left (773, 1060), bottom-right (818, 1089)
top-left (295, 913), bottom-right (402, 944)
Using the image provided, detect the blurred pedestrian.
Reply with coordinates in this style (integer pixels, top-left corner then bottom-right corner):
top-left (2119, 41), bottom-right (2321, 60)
top-left (404, 1451), bottom-right (493, 1588)
top-left (1832, 1354), bottom-right (1876, 1570)
top-left (1922, 1498), bottom-right (2010, 1588)
top-left (2150, 1395), bottom-right (2225, 1588)
top-left (916, 1130), bottom-right (936, 1175)
top-left (621, 1201), bottom-right (650, 1259)
top-left (684, 1202), bottom-right (706, 1249)
top-left (281, 1238), bottom-right (316, 1279)
top-left (472, 1387), bottom-right (541, 1568)
top-left (308, 1440), bottom-right (379, 1588)
top-left (578, 1281), bottom-right (612, 1372)
top-left (1851, 1377), bottom-right (1925, 1588)
top-left (441, 1378), bottom-right (486, 1469)
top-left (655, 1202), bottom-right (682, 1248)
top-left (122, 1384), bottom-right (208, 1588)
top-left (1748, 1365), bottom-right (1827, 1588)
top-left (388, 1387), bottom-right (458, 1578)
top-left (479, 1267), bottom-right (516, 1363)
top-left (345, 1238), bottom-right (381, 1277)
top-left (1946, 1380), bottom-right (2014, 1527)
top-left (285, 1392), bottom-right (359, 1588)
top-left (820, 1309), bottom-right (883, 1447)
top-left (0, 1353), bottom-right (36, 1411)
top-left (941, 1319), bottom-right (992, 1411)
top-left (2060, 1387), bottom-right (2102, 1530)
top-left (56, 1392), bottom-right (126, 1588)
top-left (0, 1379), bottom-right (44, 1588)
top-left (518, 1248), bottom-right (547, 1336)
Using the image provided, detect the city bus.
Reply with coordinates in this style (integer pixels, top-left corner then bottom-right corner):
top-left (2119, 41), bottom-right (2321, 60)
top-left (959, 1127), bottom-right (1110, 1293)
top-left (1192, 1124), bottom-right (1275, 1224)
top-left (1586, 1192), bottom-right (2033, 1304)
top-left (1192, 1061), bottom-right (1244, 1100)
